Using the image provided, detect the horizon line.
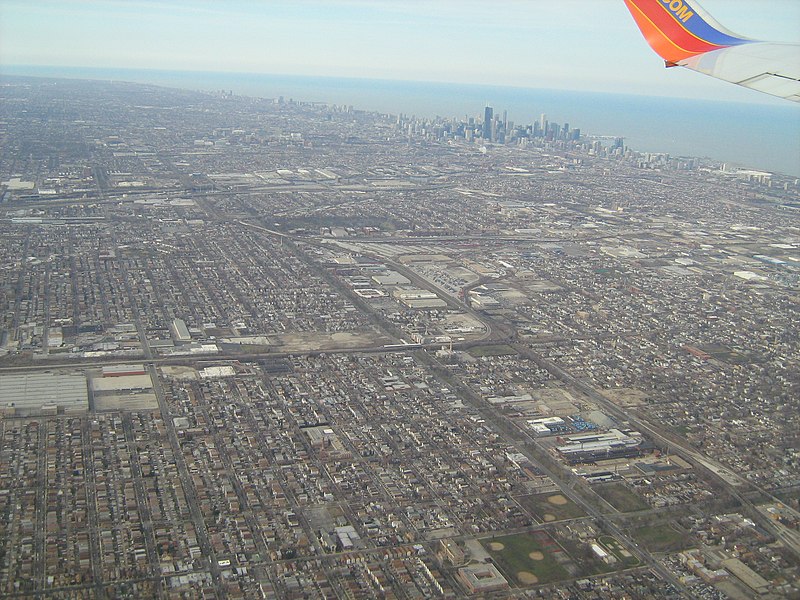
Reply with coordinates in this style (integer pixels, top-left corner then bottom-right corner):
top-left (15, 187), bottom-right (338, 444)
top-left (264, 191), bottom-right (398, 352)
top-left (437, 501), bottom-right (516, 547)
top-left (0, 62), bottom-right (784, 108)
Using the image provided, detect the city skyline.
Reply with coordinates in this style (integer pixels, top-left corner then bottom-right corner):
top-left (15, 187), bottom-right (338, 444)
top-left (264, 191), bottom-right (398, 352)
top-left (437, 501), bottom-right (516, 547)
top-left (2, 0), bottom-right (800, 104)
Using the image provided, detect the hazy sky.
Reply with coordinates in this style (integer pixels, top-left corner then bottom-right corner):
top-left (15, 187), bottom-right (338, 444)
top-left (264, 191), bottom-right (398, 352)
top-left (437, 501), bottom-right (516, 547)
top-left (2, 0), bottom-right (799, 103)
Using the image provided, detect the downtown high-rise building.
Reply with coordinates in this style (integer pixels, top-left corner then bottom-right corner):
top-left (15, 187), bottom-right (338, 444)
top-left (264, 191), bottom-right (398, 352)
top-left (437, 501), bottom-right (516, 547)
top-left (483, 106), bottom-right (493, 140)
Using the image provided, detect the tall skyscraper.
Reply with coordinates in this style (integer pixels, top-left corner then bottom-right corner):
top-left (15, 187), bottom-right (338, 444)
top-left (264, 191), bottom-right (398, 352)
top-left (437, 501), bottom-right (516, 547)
top-left (483, 106), bottom-right (493, 140)
top-left (539, 113), bottom-right (547, 133)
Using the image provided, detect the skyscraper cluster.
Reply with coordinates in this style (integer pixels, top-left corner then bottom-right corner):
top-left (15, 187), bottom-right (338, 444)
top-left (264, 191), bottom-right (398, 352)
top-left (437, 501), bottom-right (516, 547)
top-left (480, 105), bottom-right (580, 144)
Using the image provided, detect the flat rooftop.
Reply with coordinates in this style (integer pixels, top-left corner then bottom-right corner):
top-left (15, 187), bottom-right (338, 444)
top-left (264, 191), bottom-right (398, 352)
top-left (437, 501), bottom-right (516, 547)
top-left (0, 372), bottom-right (88, 416)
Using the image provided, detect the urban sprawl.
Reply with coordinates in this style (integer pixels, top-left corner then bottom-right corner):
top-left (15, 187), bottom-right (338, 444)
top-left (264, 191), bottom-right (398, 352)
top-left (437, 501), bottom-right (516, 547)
top-left (0, 77), bottom-right (798, 599)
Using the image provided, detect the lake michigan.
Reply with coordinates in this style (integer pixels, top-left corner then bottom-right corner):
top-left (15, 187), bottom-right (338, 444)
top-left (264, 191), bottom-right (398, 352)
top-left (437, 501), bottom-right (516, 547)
top-left (4, 65), bottom-right (799, 177)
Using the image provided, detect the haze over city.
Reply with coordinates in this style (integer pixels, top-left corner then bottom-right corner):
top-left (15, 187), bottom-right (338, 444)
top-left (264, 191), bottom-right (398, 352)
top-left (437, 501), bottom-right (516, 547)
top-left (2, 0), bottom-right (800, 102)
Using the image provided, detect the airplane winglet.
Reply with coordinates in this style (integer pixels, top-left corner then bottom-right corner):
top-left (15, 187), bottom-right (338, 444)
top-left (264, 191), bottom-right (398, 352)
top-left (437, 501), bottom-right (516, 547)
top-left (623, 0), bottom-right (751, 64)
top-left (624, 0), bottom-right (800, 102)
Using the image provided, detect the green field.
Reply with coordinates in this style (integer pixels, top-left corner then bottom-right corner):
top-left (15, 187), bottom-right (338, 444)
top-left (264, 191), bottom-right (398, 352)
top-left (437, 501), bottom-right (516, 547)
top-left (482, 531), bottom-right (570, 585)
top-left (632, 523), bottom-right (689, 553)
top-left (697, 343), bottom-right (754, 365)
top-left (516, 492), bottom-right (586, 523)
top-left (598, 535), bottom-right (641, 567)
top-left (594, 483), bottom-right (649, 513)
top-left (672, 424), bottom-right (691, 437)
top-left (467, 344), bottom-right (517, 357)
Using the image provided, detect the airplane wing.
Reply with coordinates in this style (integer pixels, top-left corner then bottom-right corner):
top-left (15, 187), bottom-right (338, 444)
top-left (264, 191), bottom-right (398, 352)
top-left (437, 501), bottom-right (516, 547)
top-left (623, 0), bottom-right (800, 102)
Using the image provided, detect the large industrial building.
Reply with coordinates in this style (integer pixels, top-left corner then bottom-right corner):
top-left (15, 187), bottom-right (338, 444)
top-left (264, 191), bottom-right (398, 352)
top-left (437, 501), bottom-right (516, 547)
top-left (170, 318), bottom-right (191, 343)
top-left (392, 287), bottom-right (447, 309)
top-left (555, 429), bottom-right (645, 464)
top-left (90, 366), bottom-right (157, 411)
top-left (0, 372), bottom-right (88, 416)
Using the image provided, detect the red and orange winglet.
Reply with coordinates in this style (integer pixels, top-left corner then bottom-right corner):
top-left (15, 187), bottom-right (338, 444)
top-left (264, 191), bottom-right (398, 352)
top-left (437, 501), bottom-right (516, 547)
top-left (623, 0), bottom-right (752, 64)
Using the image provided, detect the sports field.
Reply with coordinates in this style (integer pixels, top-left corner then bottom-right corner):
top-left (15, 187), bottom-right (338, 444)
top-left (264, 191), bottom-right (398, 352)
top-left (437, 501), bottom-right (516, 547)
top-left (482, 531), bottom-right (570, 585)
